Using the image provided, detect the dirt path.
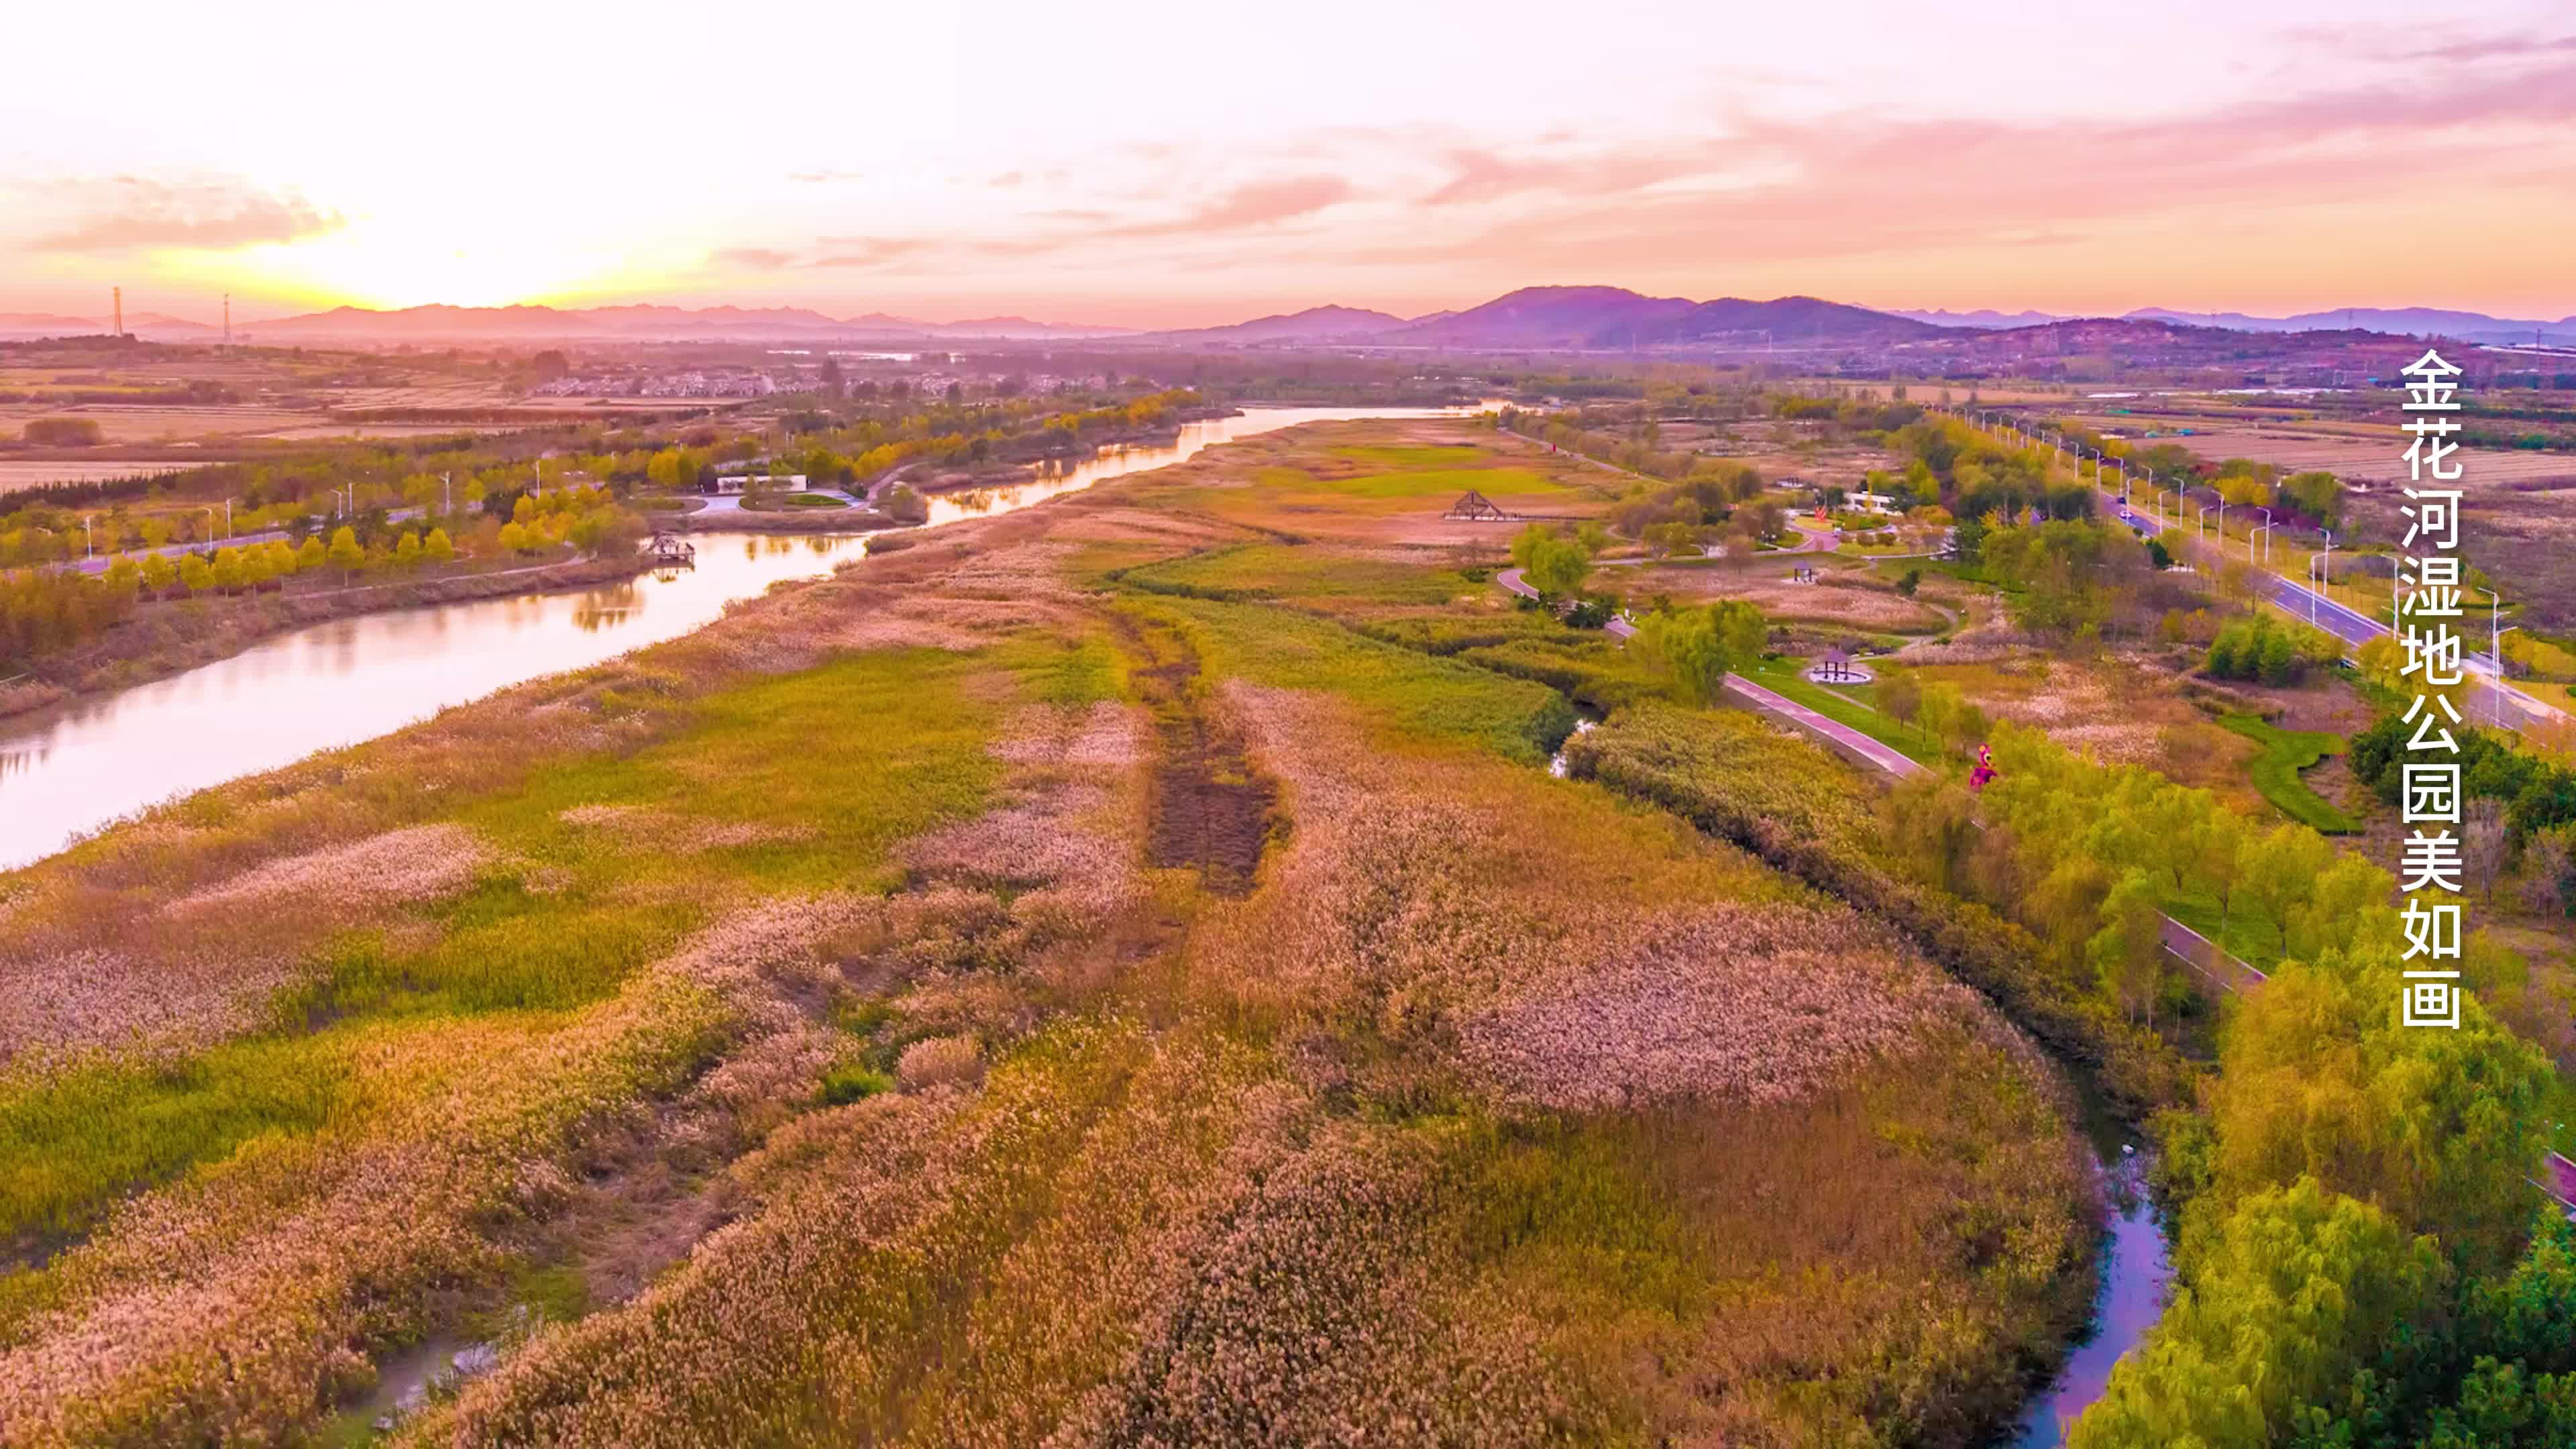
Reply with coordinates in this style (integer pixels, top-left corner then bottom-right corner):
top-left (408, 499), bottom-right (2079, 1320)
top-left (1113, 610), bottom-right (1279, 895)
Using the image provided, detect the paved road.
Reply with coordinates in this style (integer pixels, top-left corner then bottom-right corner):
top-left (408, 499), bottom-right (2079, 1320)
top-left (1949, 402), bottom-right (2565, 730)
top-left (58, 503), bottom-right (447, 577)
top-left (1501, 563), bottom-right (2266, 985)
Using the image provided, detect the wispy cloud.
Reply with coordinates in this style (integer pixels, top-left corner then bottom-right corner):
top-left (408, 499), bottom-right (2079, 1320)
top-left (708, 246), bottom-right (794, 271)
top-left (27, 178), bottom-right (341, 254)
top-left (1108, 174), bottom-right (1351, 237)
top-left (808, 237), bottom-right (931, 269)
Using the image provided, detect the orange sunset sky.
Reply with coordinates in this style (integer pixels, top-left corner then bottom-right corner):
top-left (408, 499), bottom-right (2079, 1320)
top-left (5, 0), bottom-right (2573, 327)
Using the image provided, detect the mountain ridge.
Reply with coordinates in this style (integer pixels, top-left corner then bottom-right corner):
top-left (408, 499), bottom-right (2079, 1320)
top-left (5, 294), bottom-right (2571, 348)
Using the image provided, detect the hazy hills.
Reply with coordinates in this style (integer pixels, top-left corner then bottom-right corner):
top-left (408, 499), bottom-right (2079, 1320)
top-left (1892, 304), bottom-right (2576, 344)
top-left (5, 289), bottom-right (2571, 350)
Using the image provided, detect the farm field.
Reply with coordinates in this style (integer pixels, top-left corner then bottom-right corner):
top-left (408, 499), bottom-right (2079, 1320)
top-left (2064, 416), bottom-right (2576, 488)
top-left (0, 418), bottom-right (2102, 1446)
top-left (0, 460), bottom-right (203, 495)
top-left (0, 405), bottom-right (327, 444)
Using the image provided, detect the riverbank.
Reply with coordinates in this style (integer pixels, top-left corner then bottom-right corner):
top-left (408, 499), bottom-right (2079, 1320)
top-left (654, 506), bottom-right (901, 535)
top-left (0, 550), bottom-right (658, 723)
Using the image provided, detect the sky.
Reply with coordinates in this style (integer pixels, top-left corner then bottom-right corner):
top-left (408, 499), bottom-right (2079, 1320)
top-left (5, 0), bottom-right (2575, 328)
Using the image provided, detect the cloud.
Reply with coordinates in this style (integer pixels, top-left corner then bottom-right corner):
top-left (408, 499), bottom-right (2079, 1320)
top-left (708, 246), bottom-right (794, 271)
top-left (1108, 174), bottom-right (1351, 237)
top-left (29, 178), bottom-right (341, 254)
top-left (808, 237), bottom-right (931, 269)
top-left (787, 168), bottom-right (867, 184)
top-left (1422, 146), bottom-right (1685, 206)
top-left (1312, 51), bottom-right (2576, 282)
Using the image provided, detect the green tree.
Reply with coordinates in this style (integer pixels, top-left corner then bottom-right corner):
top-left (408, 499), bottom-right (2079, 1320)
top-left (1509, 523), bottom-right (1593, 600)
top-left (2279, 470), bottom-right (2344, 527)
top-left (102, 557), bottom-right (141, 594)
top-left (2073, 1179), bottom-right (2440, 1449)
top-left (2258, 629), bottom-right (2297, 686)
top-left (2088, 868), bottom-right (2167, 1026)
top-left (2214, 949), bottom-right (2551, 1266)
top-left (394, 531), bottom-right (421, 569)
top-left (1634, 601), bottom-right (1766, 705)
top-left (423, 527), bottom-right (455, 566)
top-left (177, 553), bottom-right (214, 594)
top-left (1878, 670), bottom-right (1923, 737)
top-left (141, 551), bottom-right (177, 592)
top-left (296, 535), bottom-right (326, 574)
top-left (325, 526), bottom-right (364, 582)
top-left (210, 547), bottom-right (244, 593)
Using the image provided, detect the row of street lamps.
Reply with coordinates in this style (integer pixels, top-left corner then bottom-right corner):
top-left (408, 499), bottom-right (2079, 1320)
top-left (1951, 405), bottom-right (2524, 726)
top-left (54, 473), bottom-right (426, 561)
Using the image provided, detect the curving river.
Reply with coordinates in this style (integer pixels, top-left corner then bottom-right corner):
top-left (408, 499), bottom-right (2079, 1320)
top-left (0, 405), bottom-right (1479, 871)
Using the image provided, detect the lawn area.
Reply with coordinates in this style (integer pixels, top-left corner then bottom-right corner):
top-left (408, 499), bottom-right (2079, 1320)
top-left (2216, 713), bottom-right (2361, 833)
top-left (2159, 883), bottom-right (2293, 969)
top-left (1136, 592), bottom-right (1576, 763)
top-left (1738, 654), bottom-right (1940, 767)
top-left (1122, 541), bottom-right (1470, 605)
top-left (1268, 463), bottom-right (1574, 501)
top-left (1328, 443), bottom-right (1487, 468)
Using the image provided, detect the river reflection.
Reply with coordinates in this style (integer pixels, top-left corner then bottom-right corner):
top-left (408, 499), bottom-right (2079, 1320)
top-left (0, 406), bottom-right (1477, 870)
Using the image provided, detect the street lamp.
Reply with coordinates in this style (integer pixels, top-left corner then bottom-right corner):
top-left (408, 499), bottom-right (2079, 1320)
top-left (198, 506), bottom-right (216, 543)
top-left (83, 515), bottom-right (95, 557)
top-left (2486, 589), bottom-right (2516, 726)
top-left (2257, 507), bottom-right (2273, 564)
top-left (2313, 533), bottom-right (2334, 623)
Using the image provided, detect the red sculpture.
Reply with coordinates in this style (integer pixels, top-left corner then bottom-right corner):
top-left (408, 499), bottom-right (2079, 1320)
top-left (1969, 742), bottom-right (1998, 793)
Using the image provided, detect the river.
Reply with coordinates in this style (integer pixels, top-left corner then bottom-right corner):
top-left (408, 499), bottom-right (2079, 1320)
top-left (0, 405), bottom-right (1479, 871)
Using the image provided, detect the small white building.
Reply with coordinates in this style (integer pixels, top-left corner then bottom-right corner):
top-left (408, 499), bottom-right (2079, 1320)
top-left (713, 474), bottom-right (809, 495)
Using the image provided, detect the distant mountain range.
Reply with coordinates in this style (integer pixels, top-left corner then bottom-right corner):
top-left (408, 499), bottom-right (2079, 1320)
top-left (1138, 288), bottom-right (1945, 350)
top-left (1884, 308), bottom-right (2068, 329)
top-left (1133, 305), bottom-right (1415, 345)
top-left (5, 291), bottom-right (2571, 350)
top-left (0, 311), bottom-right (221, 341)
top-left (1890, 305), bottom-right (2576, 343)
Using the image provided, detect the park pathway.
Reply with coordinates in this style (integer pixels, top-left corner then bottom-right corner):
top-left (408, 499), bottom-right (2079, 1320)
top-left (1499, 564), bottom-right (2263, 991)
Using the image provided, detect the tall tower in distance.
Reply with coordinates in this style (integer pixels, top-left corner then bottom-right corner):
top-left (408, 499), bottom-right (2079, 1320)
top-left (113, 286), bottom-right (123, 338)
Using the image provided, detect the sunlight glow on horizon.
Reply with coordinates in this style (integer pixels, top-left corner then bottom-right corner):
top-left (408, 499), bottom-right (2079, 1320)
top-left (5, 0), bottom-right (2574, 326)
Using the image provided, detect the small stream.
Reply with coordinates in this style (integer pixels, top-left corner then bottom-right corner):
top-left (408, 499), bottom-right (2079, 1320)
top-left (2006, 1095), bottom-right (2176, 1446)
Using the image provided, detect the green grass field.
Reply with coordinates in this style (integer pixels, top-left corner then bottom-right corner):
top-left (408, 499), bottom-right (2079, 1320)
top-left (1122, 543), bottom-right (1469, 604)
top-left (2216, 714), bottom-right (2361, 834)
top-left (1738, 655), bottom-right (1939, 766)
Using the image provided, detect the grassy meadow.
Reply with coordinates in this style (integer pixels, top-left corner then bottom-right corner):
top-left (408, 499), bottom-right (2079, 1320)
top-left (0, 419), bottom-right (2111, 1447)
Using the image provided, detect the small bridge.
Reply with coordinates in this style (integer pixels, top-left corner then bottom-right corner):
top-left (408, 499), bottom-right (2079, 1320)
top-left (647, 531), bottom-right (697, 565)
